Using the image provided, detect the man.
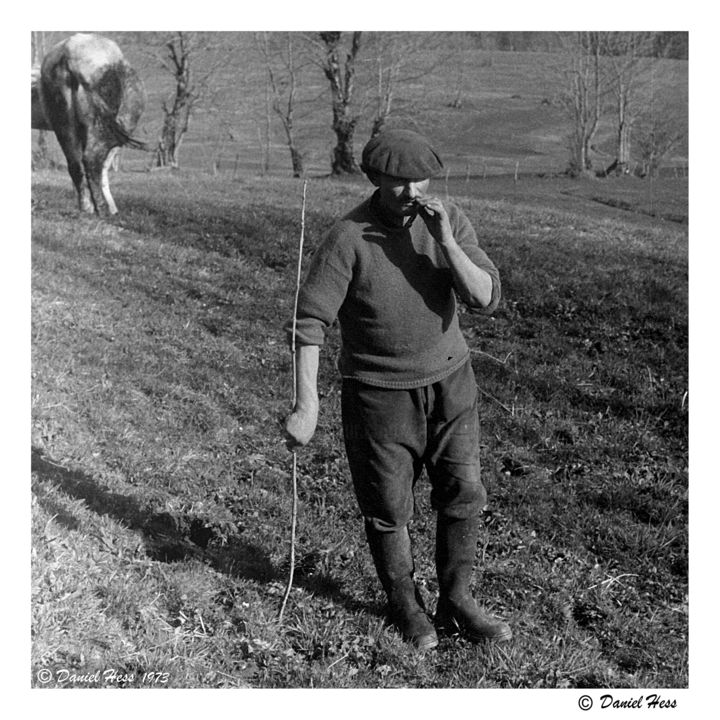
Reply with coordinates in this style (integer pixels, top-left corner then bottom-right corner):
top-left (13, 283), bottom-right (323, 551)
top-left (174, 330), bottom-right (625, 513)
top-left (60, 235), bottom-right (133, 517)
top-left (285, 129), bottom-right (511, 650)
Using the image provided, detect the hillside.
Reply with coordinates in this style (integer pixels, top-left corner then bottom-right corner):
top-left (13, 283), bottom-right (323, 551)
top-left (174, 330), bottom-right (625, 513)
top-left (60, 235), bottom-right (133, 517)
top-left (30, 168), bottom-right (688, 689)
top-left (31, 31), bottom-right (689, 179)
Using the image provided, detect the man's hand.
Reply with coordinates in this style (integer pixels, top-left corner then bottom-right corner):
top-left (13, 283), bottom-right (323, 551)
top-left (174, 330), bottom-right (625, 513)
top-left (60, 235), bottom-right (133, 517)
top-left (415, 195), bottom-right (494, 308)
top-left (284, 344), bottom-right (320, 450)
top-left (284, 401), bottom-right (319, 450)
top-left (415, 195), bottom-right (454, 247)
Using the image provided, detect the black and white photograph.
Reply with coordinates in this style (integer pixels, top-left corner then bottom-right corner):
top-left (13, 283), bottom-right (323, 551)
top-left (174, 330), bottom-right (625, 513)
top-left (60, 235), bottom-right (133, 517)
top-left (15, 2), bottom-right (709, 715)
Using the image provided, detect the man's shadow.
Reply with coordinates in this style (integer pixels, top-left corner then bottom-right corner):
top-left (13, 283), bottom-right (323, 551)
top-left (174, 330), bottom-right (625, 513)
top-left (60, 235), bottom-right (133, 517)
top-left (31, 446), bottom-right (367, 614)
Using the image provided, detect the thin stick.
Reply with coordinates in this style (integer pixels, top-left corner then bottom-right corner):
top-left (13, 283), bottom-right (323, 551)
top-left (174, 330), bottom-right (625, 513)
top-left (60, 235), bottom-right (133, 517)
top-left (469, 348), bottom-right (514, 365)
top-left (475, 384), bottom-right (514, 415)
top-left (278, 179), bottom-right (307, 623)
top-left (584, 573), bottom-right (638, 592)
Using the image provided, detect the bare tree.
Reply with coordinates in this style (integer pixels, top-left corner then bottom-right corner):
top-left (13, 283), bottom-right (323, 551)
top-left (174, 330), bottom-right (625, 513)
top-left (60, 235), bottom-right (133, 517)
top-left (257, 32), bottom-right (306, 177)
top-left (153, 32), bottom-right (221, 168)
top-left (368, 32), bottom-right (409, 136)
top-left (366, 32), bottom-right (445, 137)
top-left (316, 31), bottom-right (363, 175)
top-left (558, 31), bottom-right (686, 179)
top-left (32, 31), bottom-right (51, 169)
top-left (634, 44), bottom-right (687, 179)
top-left (601, 32), bottom-right (658, 175)
top-left (445, 32), bottom-right (476, 110)
top-left (632, 103), bottom-right (685, 178)
top-left (557, 31), bottom-right (604, 176)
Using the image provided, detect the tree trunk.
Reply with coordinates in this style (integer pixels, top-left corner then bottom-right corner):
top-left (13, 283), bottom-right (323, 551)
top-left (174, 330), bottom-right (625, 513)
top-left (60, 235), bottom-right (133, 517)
top-left (32, 31), bottom-right (51, 168)
top-left (279, 101), bottom-right (304, 178)
top-left (370, 116), bottom-right (386, 138)
top-left (155, 108), bottom-right (188, 168)
top-left (617, 122), bottom-right (631, 172)
top-left (154, 33), bottom-right (197, 168)
top-left (289, 146), bottom-right (304, 178)
top-left (259, 31), bottom-right (308, 178)
top-left (330, 116), bottom-right (358, 175)
top-left (562, 31), bottom-right (602, 176)
top-left (320, 32), bottom-right (362, 175)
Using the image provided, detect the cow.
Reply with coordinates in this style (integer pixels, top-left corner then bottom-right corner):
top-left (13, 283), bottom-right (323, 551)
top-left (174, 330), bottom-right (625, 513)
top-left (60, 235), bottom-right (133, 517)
top-left (31, 33), bottom-right (146, 215)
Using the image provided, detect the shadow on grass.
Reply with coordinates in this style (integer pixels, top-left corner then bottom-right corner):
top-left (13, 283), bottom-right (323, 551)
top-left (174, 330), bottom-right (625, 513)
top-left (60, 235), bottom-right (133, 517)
top-left (31, 446), bottom-right (269, 575)
top-left (31, 446), bottom-right (366, 613)
top-left (114, 193), bottom-right (331, 270)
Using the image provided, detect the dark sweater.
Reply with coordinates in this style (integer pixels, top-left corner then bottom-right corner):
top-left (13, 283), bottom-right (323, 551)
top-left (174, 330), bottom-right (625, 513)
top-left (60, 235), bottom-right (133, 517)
top-left (289, 192), bottom-right (501, 389)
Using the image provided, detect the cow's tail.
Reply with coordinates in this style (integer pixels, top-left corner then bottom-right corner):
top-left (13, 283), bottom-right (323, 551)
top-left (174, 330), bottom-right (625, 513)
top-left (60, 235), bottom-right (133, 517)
top-left (108, 119), bottom-right (148, 152)
top-left (85, 62), bottom-right (148, 151)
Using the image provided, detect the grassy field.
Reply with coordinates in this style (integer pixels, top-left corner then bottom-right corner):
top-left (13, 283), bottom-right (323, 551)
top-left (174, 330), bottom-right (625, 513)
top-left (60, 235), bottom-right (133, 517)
top-left (30, 166), bottom-right (688, 692)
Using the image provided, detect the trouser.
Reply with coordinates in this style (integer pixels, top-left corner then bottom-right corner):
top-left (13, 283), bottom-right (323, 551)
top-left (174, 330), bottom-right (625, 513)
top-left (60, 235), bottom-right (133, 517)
top-left (341, 360), bottom-right (487, 532)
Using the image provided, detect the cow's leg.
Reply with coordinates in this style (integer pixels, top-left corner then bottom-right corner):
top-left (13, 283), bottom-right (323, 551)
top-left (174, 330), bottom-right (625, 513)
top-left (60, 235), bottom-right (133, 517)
top-left (82, 136), bottom-right (115, 216)
top-left (52, 125), bottom-right (94, 213)
top-left (40, 71), bottom-right (95, 213)
top-left (100, 147), bottom-right (120, 215)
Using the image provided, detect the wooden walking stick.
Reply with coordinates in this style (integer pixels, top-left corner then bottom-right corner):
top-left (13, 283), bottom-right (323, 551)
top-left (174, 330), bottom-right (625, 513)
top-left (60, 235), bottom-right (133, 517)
top-left (278, 179), bottom-right (308, 624)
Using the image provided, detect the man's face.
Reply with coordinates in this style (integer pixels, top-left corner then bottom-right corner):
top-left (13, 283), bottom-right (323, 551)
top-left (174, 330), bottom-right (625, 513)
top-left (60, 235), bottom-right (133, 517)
top-left (376, 174), bottom-right (431, 219)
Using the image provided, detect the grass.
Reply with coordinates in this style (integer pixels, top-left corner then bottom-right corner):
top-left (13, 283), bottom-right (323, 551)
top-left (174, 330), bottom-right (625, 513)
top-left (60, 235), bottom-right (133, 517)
top-left (30, 167), bottom-right (687, 690)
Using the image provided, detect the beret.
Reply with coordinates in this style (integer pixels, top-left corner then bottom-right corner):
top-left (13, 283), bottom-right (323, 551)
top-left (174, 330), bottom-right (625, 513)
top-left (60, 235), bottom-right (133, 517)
top-left (360, 129), bottom-right (444, 180)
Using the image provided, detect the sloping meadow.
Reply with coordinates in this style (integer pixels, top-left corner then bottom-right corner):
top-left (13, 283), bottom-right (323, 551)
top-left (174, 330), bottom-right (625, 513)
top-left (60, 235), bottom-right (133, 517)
top-left (31, 170), bottom-right (687, 688)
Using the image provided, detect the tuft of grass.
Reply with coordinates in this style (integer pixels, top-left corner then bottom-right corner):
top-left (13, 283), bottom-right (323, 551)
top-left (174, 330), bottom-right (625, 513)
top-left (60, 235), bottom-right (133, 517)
top-left (31, 168), bottom-right (687, 688)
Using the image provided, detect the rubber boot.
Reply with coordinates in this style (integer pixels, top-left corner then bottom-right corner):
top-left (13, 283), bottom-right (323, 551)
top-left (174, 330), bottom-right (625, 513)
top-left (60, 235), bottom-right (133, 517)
top-left (365, 522), bottom-right (439, 651)
top-left (435, 514), bottom-right (512, 642)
